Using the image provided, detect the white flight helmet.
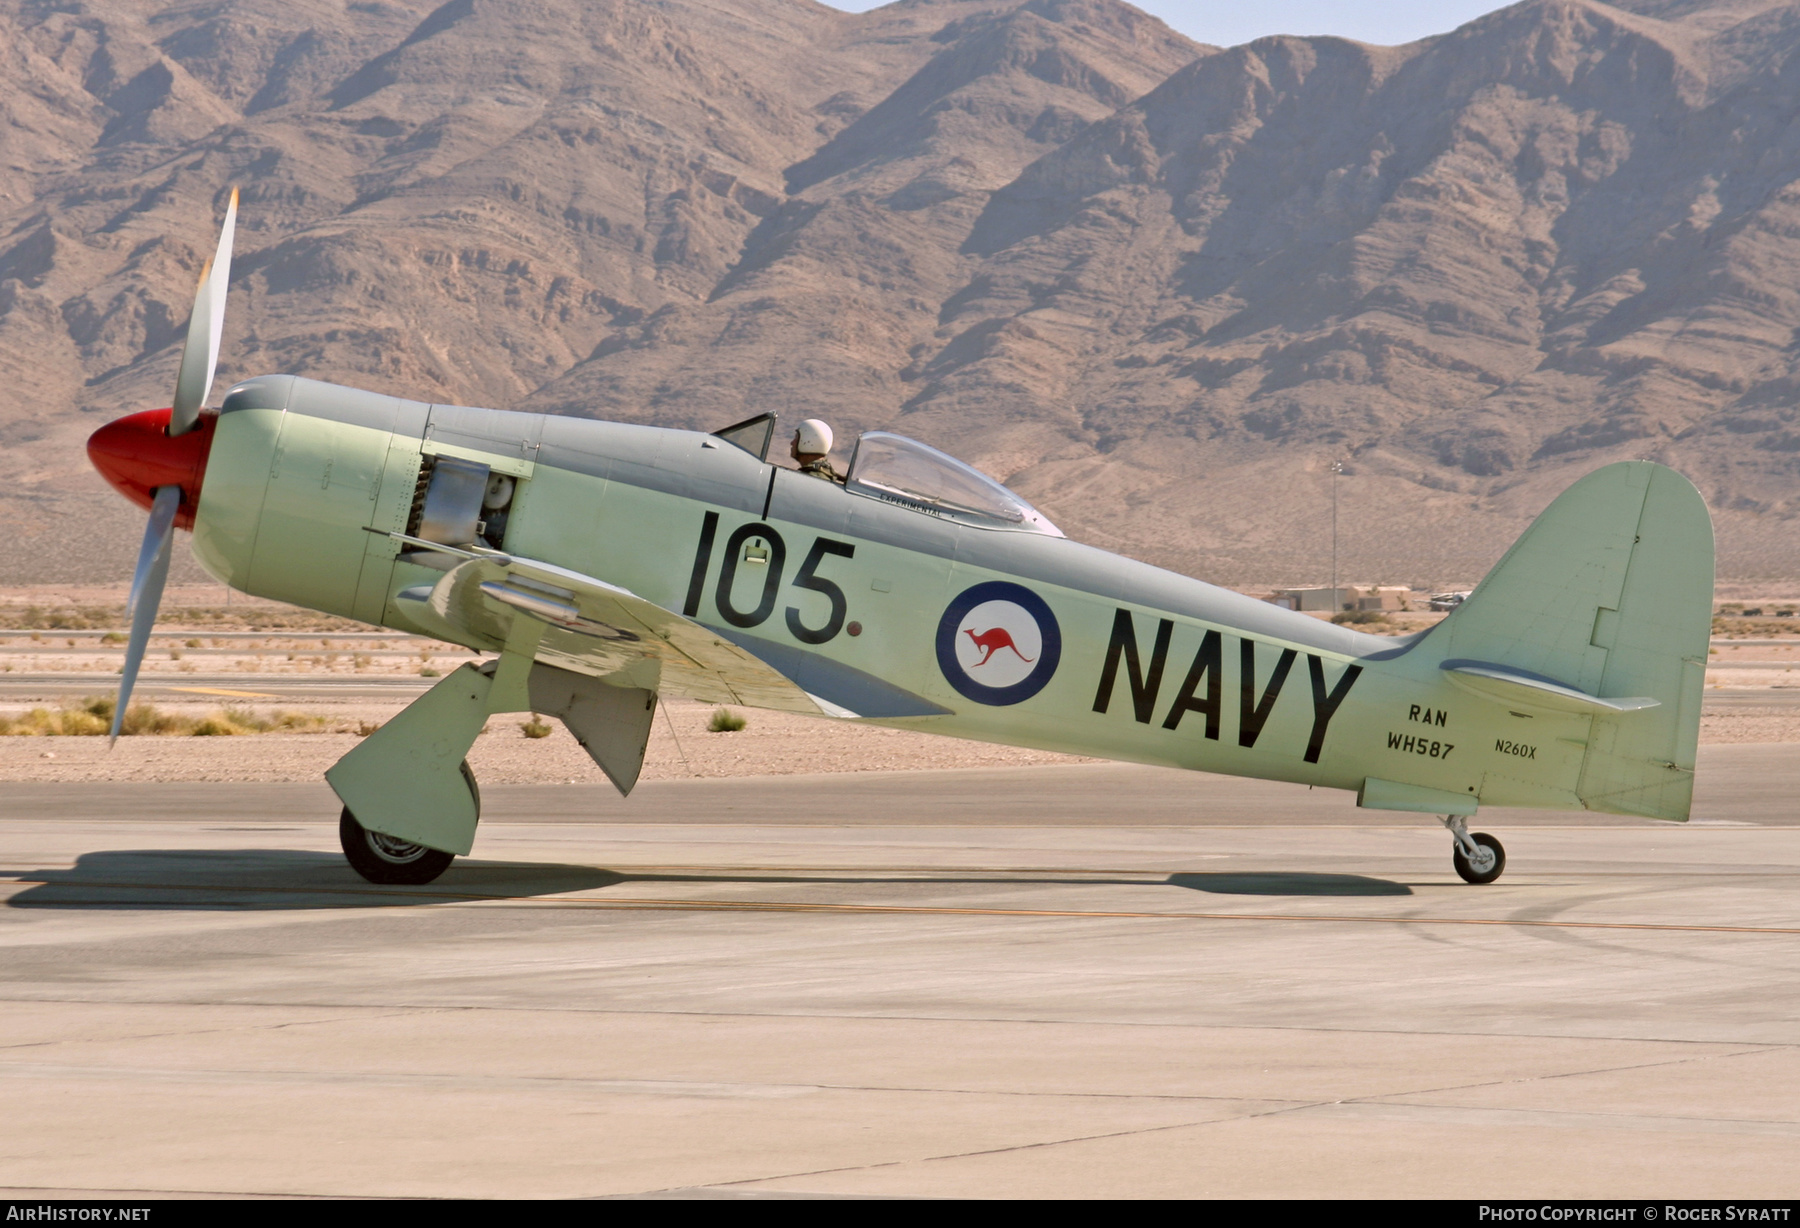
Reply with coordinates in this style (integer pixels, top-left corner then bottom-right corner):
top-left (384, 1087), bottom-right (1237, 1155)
top-left (794, 418), bottom-right (833, 457)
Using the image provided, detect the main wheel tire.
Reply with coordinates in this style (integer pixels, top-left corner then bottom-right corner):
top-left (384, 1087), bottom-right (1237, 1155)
top-left (1453, 832), bottom-right (1506, 884)
top-left (336, 759), bottom-right (477, 885)
top-left (340, 809), bottom-right (455, 884)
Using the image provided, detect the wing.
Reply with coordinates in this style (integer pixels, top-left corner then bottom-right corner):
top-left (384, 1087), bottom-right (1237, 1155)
top-left (391, 543), bottom-right (827, 716)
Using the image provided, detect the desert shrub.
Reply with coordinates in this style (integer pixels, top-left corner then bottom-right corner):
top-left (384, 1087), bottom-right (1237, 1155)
top-left (0, 697), bottom-right (324, 737)
top-left (1330, 610), bottom-right (1390, 626)
top-left (521, 715), bottom-right (553, 738)
top-left (122, 704), bottom-right (189, 735)
top-left (0, 705), bottom-right (108, 736)
top-left (708, 708), bottom-right (747, 732)
top-left (1714, 616), bottom-right (1799, 636)
top-left (9, 605), bottom-right (110, 630)
top-left (218, 705), bottom-right (326, 733)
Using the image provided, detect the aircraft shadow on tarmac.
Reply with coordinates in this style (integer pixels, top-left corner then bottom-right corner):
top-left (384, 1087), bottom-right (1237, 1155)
top-left (4, 849), bottom-right (1413, 909)
top-left (1167, 872), bottom-right (1412, 897)
top-left (3, 848), bottom-right (625, 909)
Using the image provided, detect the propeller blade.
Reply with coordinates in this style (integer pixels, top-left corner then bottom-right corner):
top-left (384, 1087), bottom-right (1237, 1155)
top-left (125, 483), bottom-right (180, 621)
top-left (112, 485), bottom-right (180, 744)
top-left (170, 187), bottom-right (239, 437)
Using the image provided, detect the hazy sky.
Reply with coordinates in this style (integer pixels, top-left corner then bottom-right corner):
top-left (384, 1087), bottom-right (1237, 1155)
top-left (820, 1), bottom-right (1510, 48)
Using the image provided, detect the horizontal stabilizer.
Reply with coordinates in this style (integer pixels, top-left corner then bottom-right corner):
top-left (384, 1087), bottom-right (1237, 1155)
top-left (1440, 659), bottom-right (1659, 716)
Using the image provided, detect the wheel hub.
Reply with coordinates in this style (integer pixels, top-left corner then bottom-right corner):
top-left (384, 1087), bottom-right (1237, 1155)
top-left (367, 831), bottom-right (430, 864)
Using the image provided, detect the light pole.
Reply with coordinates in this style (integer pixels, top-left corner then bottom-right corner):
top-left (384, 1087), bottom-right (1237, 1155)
top-left (1330, 459), bottom-right (1343, 610)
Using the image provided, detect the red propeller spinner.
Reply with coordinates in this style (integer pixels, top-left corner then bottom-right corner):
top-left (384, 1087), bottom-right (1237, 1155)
top-left (86, 407), bottom-right (218, 531)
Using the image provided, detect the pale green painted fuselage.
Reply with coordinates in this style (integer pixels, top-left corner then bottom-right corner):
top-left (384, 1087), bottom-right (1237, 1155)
top-left (191, 375), bottom-right (1712, 824)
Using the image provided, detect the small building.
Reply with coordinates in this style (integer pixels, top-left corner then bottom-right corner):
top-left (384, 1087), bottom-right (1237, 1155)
top-left (1268, 585), bottom-right (1412, 613)
top-left (1267, 587), bottom-right (1347, 612)
top-left (1355, 586), bottom-right (1412, 612)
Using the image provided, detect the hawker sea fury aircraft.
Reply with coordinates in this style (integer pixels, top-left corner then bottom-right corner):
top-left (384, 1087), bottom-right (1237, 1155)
top-left (87, 194), bottom-right (1714, 886)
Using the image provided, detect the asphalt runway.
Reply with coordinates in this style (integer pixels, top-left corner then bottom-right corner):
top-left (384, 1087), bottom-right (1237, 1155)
top-left (0, 745), bottom-right (1796, 1197)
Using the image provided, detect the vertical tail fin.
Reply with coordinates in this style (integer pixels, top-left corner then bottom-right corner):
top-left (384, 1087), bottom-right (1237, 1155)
top-left (1436, 462), bottom-right (1713, 820)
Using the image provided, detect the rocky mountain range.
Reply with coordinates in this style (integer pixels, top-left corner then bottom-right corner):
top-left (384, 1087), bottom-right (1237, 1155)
top-left (3, 0), bottom-right (1797, 589)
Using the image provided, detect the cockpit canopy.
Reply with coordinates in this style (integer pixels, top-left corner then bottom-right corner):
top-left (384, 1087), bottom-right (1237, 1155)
top-left (709, 415), bottom-right (1062, 535)
top-left (845, 432), bottom-right (1062, 536)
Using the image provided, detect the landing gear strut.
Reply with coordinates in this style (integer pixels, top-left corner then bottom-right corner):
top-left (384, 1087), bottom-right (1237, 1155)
top-left (1445, 814), bottom-right (1505, 884)
top-left (339, 760), bottom-right (478, 886)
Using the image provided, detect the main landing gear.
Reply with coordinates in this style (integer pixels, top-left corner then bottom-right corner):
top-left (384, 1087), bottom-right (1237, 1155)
top-left (339, 760), bottom-right (479, 886)
top-left (1444, 814), bottom-right (1505, 884)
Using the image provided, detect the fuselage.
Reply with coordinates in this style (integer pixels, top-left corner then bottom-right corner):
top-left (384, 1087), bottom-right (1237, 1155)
top-left (187, 374), bottom-right (1591, 810)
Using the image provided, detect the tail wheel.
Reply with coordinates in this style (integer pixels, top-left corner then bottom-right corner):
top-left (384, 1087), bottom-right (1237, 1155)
top-left (338, 760), bottom-right (477, 886)
top-left (1453, 832), bottom-right (1506, 884)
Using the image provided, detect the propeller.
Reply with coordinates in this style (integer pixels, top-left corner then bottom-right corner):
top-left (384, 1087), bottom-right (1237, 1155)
top-left (171, 188), bottom-right (237, 437)
top-left (104, 188), bottom-right (238, 741)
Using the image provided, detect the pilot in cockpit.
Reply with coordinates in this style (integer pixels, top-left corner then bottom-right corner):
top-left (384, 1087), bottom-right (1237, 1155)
top-left (791, 418), bottom-right (845, 484)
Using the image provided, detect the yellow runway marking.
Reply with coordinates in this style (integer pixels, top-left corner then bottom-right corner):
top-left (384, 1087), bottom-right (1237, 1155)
top-left (7, 877), bottom-right (1800, 936)
top-left (161, 687), bottom-right (280, 698)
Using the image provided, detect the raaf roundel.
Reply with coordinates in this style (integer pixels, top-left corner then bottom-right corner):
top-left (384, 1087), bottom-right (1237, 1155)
top-left (85, 191), bottom-right (1715, 887)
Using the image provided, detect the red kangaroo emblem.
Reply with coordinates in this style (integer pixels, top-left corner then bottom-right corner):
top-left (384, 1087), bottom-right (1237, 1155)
top-left (962, 626), bottom-right (1034, 667)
